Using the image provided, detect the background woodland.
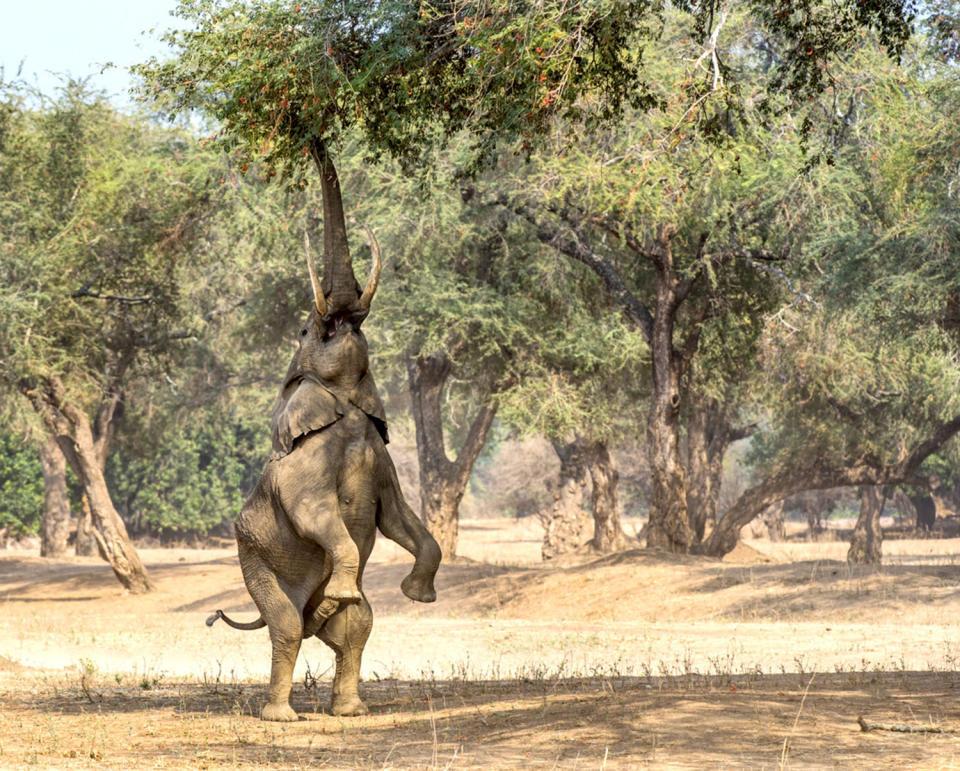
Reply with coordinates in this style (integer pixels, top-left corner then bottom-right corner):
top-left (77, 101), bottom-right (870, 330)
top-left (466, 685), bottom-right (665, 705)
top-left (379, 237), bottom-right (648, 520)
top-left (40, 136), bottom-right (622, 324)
top-left (2, 0), bottom-right (960, 588)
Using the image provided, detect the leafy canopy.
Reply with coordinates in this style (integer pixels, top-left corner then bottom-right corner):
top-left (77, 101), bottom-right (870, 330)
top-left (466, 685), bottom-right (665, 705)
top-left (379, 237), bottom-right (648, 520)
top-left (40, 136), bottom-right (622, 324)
top-left (136, 0), bottom-right (917, 175)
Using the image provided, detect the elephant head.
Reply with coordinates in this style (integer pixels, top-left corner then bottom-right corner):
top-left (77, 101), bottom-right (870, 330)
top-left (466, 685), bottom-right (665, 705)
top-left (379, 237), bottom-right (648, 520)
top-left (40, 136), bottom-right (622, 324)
top-left (274, 144), bottom-right (388, 450)
top-left (294, 227), bottom-right (379, 392)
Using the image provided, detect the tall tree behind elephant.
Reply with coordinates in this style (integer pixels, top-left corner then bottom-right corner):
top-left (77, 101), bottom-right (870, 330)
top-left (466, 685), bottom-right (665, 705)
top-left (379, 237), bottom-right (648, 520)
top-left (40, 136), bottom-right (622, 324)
top-left (209, 146), bottom-right (441, 721)
top-left (848, 486), bottom-right (886, 564)
top-left (136, 2), bottom-right (913, 562)
top-left (407, 352), bottom-right (497, 558)
top-left (341, 153), bottom-right (641, 557)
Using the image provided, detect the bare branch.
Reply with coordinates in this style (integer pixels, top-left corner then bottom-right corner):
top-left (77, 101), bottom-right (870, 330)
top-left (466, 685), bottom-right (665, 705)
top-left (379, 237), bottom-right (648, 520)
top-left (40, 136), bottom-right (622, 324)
top-left (72, 287), bottom-right (152, 305)
top-left (493, 194), bottom-right (655, 343)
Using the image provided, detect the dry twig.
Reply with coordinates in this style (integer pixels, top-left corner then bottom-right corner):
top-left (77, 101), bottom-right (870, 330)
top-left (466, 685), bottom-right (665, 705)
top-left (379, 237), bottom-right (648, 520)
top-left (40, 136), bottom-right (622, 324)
top-left (857, 716), bottom-right (957, 734)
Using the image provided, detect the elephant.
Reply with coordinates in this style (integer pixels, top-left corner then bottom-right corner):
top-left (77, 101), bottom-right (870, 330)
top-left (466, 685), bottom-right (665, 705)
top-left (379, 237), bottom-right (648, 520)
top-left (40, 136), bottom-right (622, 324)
top-left (207, 146), bottom-right (441, 721)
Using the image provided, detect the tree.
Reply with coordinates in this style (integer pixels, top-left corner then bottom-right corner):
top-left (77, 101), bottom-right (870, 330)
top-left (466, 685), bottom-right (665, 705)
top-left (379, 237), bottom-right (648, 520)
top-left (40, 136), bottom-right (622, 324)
top-left (138, 0), bottom-right (916, 177)
top-left (462, 8), bottom-right (824, 552)
top-left (702, 32), bottom-right (960, 559)
top-left (136, 0), bottom-right (918, 556)
top-left (341, 145), bottom-right (643, 556)
top-left (38, 438), bottom-right (72, 557)
top-left (0, 82), bottom-right (265, 590)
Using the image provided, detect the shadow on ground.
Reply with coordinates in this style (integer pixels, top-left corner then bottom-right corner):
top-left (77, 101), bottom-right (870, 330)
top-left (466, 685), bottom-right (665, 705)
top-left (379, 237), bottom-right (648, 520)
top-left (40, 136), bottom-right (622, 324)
top-left (4, 672), bottom-right (960, 768)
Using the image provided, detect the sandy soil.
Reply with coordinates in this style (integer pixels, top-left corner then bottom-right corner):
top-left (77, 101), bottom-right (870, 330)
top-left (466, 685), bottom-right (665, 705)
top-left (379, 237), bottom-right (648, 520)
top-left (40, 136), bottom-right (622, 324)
top-left (3, 519), bottom-right (960, 769)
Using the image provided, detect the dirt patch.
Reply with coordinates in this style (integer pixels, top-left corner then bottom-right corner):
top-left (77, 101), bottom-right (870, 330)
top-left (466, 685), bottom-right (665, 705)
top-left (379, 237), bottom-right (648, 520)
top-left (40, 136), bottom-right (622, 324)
top-left (3, 524), bottom-right (960, 768)
top-left (4, 670), bottom-right (960, 768)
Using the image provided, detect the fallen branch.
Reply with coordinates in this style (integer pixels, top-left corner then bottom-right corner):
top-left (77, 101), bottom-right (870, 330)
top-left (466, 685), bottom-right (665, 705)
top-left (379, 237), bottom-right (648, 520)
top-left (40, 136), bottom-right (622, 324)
top-left (857, 716), bottom-right (956, 734)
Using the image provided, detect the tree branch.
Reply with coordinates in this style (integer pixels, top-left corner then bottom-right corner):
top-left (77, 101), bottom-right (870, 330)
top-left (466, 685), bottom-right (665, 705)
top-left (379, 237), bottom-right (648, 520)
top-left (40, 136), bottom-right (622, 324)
top-left (72, 287), bottom-right (152, 304)
top-left (701, 413), bottom-right (960, 557)
top-left (452, 400), bottom-right (499, 492)
top-left (493, 195), bottom-right (655, 343)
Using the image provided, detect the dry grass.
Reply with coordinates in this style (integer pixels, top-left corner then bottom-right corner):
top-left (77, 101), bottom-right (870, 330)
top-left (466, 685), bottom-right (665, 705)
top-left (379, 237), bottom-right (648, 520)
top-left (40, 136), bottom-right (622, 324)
top-left (3, 520), bottom-right (960, 768)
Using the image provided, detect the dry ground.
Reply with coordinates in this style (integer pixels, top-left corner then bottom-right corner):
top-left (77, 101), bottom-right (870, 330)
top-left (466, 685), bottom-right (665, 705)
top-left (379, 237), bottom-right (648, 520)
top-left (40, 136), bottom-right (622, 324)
top-left (3, 518), bottom-right (960, 768)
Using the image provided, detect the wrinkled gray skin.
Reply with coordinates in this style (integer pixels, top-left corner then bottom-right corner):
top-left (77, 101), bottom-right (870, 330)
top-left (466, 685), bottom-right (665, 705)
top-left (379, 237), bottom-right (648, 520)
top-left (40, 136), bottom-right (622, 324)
top-left (211, 306), bottom-right (441, 722)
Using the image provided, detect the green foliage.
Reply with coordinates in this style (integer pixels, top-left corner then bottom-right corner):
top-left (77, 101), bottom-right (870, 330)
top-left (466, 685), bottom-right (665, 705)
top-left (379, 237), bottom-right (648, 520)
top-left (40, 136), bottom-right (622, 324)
top-left (337, 139), bottom-right (647, 440)
top-left (754, 313), bottom-right (960, 468)
top-left (0, 434), bottom-right (44, 535)
top-left (0, 81), bottom-right (309, 537)
top-left (0, 81), bottom-right (227, 400)
top-left (746, 38), bottom-right (960, 479)
top-left (136, 1), bottom-right (915, 175)
top-left (106, 409), bottom-right (266, 537)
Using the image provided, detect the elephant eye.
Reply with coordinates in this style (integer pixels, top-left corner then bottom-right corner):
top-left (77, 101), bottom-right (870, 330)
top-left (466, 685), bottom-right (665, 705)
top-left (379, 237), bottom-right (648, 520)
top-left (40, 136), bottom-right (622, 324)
top-left (300, 328), bottom-right (308, 337)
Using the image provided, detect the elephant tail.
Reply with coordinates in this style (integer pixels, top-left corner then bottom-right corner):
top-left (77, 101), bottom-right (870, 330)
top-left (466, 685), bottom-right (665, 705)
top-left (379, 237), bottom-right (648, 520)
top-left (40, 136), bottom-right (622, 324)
top-left (205, 609), bottom-right (267, 631)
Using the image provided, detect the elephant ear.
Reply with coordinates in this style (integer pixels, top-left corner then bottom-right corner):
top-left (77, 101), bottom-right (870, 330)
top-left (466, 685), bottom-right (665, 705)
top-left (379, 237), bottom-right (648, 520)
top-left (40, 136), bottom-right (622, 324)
top-left (270, 378), bottom-right (343, 459)
top-left (349, 371), bottom-right (389, 444)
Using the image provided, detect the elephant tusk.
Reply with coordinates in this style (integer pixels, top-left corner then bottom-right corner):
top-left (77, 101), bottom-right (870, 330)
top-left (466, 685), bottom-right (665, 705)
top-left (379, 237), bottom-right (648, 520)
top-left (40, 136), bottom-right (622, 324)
top-left (355, 223), bottom-right (381, 313)
top-left (304, 230), bottom-right (326, 317)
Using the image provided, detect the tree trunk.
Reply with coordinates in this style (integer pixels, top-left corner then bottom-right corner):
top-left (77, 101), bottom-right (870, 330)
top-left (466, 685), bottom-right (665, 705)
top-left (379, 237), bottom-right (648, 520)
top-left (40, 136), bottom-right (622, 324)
top-left (700, 411), bottom-right (960, 558)
top-left (645, 227), bottom-right (695, 553)
top-left (19, 378), bottom-right (153, 593)
top-left (762, 500), bottom-right (786, 541)
top-left (38, 437), bottom-right (71, 558)
top-left (685, 399), bottom-right (756, 544)
top-left (588, 440), bottom-right (626, 552)
top-left (75, 493), bottom-right (97, 557)
top-left (541, 437), bottom-right (626, 558)
top-left (407, 353), bottom-right (498, 558)
top-left (688, 401), bottom-right (757, 544)
top-left (541, 439), bottom-right (593, 560)
top-left (685, 404), bottom-right (719, 543)
top-left (848, 486), bottom-right (885, 564)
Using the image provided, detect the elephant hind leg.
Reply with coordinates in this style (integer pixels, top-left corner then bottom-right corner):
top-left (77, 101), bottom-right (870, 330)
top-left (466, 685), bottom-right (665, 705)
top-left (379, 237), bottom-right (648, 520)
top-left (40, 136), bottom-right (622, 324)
top-left (238, 541), bottom-right (304, 722)
top-left (318, 596), bottom-right (373, 716)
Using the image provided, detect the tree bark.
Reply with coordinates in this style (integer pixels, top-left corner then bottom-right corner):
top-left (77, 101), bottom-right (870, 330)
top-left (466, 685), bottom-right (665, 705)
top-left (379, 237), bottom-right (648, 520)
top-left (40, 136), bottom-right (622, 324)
top-left (541, 437), bottom-right (626, 558)
top-left (541, 439), bottom-right (593, 560)
top-left (19, 377), bottom-right (153, 593)
top-left (685, 400), bottom-right (756, 543)
top-left (75, 493), bottom-right (97, 557)
top-left (587, 440), bottom-right (626, 552)
top-left (762, 500), bottom-right (786, 541)
top-left (847, 486), bottom-right (885, 564)
top-left (645, 226), bottom-right (696, 552)
top-left (407, 353), bottom-right (497, 558)
top-left (38, 437), bottom-right (71, 558)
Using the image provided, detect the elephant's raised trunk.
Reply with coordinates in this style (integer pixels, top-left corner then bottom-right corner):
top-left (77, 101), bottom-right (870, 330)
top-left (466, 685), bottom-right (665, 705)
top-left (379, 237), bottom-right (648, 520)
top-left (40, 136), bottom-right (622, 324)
top-left (308, 141), bottom-right (380, 317)
top-left (304, 231), bottom-right (326, 317)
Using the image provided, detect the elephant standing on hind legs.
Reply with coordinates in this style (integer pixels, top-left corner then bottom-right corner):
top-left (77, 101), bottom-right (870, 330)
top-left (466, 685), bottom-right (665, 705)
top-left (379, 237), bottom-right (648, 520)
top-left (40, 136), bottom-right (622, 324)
top-left (207, 150), bottom-right (441, 721)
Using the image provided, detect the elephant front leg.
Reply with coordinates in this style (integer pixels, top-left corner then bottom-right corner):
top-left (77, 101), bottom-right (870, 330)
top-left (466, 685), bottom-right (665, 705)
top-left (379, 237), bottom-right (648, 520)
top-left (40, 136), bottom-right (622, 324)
top-left (376, 449), bottom-right (441, 602)
top-left (286, 494), bottom-right (362, 602)
top-left (318, 596), bottom-right (373, 716)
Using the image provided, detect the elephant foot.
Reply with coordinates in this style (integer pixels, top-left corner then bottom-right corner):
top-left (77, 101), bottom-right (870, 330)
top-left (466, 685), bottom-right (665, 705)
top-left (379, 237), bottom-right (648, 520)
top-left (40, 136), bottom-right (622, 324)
top-left (324, 573), bottom-right (362, 603)
top-left (401, 572), bottom-right (437, 603)
top-left (330, 693), bottom-right (368, 716)
top-left (261, 702), bottom-right (299, 722)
